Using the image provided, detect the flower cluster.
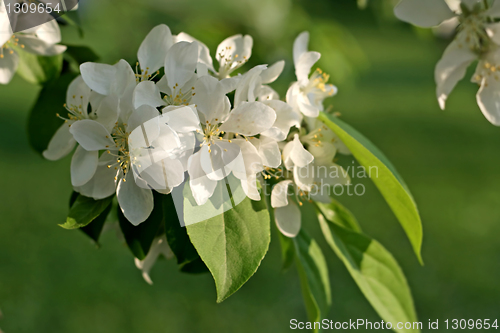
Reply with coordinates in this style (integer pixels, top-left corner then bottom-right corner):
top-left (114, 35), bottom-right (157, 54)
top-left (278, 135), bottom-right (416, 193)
top-left (44, 24), bottom-right (350, 245)
top-left (0, 0), bottom-right (66, 84)
top-left (395, 0), bottom-right (500, 125)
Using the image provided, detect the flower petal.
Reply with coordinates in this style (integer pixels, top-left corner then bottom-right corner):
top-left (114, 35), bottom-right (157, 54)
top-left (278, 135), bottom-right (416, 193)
top-left (192, 75), bottom-right (229, 123)
top-left (71, 145), bottom-right (99, 187)
top-left (394, 0), bottom-right (454, 28)
top-left (127, 105), bottom-right (161, 133)
top-left (117, 173), bottom-right (154, 225)
top-left (435, 35), bottom-right (476, 109)
top-left (220, 101), bottom-right (276, 136)
top-left (477, 76), bottom-right (500, 125)
top-left (66, 75), bottom-right (91, 110)
top-left (80, 60), bottom-right (135, 96)
top-left (486, 22), bottom-right (500, 45)
top-left (275, 201), bottom-right (301, 238)
top-left (138, 24), bottom-right (174, 73)
top-left (133, 81), bottom-right (167, 109)
top-left (0, 49), bottom-right (18, 84)
top-left (293, 31), bottom-right (309, 70)
top-left (271, 180), bottom-right (294, 208)
top-left (175, 32), bottom-right (215, 73)
top-left (75, 153), bottom-right (118, 200)
top-left (260, 60), bottom-right (285, 84)
top-left (162, 105), bottom-right (201, 132)
top-left (296, 51), bottom-right (321, 85)
top-left (43, 123), bottom-right (76, 160)
top-left (165, 41), bottom-right (198, 92)
top-left (283, 134), bottom-right (314, 169)
top-left (188, 150), bottom-right (218, 205)
top-left (216, 34), bottom-right (253, 76)
top-left (69, 119), bottom-right (115, 151)
top-left (254, 136), bottom-right (281, 168)
top-left (16, 36), bottom-right (66, 56)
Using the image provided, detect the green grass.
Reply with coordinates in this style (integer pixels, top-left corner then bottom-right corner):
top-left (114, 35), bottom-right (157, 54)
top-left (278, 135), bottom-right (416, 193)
top-left (1, 1), bottom-right (500, 332)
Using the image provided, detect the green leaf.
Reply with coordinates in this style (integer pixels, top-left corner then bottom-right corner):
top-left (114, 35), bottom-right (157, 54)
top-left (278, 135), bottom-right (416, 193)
top-left (316, 199), bottom-right (362, 232)
top-left (60, 194), bottom-right (113, 229)
top-left (28, 73), bottom-right (79, 154)
top-left (64, 45), bottom-right (100, 72)
top-left (294, 230), bottom-right (331, 330)
top-left (317, 112), bottom-right (423, 263)
top-left (16, 51), bottom-right (63, 85)
top-left (185, 183), bottom-right (271, 303)
top-left (318, 213), bottom-right (419, 333)
top-left (162, 193), bottom-right (206, 270)
top-left (118, 192), bottom-right (164, 260)
top-left (180, 257), bottom-right (209, 274)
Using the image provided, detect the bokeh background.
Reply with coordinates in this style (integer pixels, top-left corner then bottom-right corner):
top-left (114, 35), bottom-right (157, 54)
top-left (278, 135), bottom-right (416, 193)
top-left (1, 0), bottom-right (500, 332)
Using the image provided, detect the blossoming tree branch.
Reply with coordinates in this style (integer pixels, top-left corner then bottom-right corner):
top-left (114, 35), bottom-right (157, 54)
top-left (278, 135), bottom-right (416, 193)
top-left (2, 1), bottom-right (428, 332)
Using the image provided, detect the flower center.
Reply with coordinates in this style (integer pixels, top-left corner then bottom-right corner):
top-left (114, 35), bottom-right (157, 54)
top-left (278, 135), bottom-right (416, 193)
top-left (0, 35), bottom-right (22, 58)
top-left (218, 46), bottom-right (248, 78)
top-left (474, 60), bottom-right (500, 85)
top-left (459, 12), bottom-right (489, 53)
top-left (134, 63), bottom-right (160, 83)
top-left (304, 68), bottom-right (334, 96)
top-left (107, 123), bottom-right (131, 181)
top-left (198, 120), bottom-right (225, 153)
top-left (163, 83), bottom-right (195, 106)
top-left (57, 96), bottom-right (93, 123)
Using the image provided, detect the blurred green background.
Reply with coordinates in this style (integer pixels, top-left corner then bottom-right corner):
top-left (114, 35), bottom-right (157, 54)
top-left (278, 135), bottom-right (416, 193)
top-left (1, 0), bottom-right (500, 332)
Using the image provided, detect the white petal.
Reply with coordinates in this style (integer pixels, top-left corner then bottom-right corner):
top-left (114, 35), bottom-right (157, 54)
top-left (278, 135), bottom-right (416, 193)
top-left (296, 51), bottom-right (321, 84)
top-left (175, 32), bottom-right (215, 73)
top-left (43, 123), bottom-right (76, 160)
top-left (293, 31), bottom-right (309, 70)
top-left (127, 105), bottom-right (160, 132)
top-left (260, 60), bottom-right (285, 84)
top-left (231, 139), bottom-right (263, 180)
top-left (283, 134), bottom-right (314, 169)
top-left (240, 174), bottom-right (261, 201)
top-left (0, 10), bottom-right (13, 47)
top-left (71, 145), bottom-right (99, 187)
top-left (220, 76), bottom-right (240, 94)
top-left (216, 34), bottom-right (253, 76)
top-left (136, 157), bottom-right (185, 193)
top-left (220, 101), bottom-right (276, 136)
top-left (133, 81), bottom-right (166, 109)
top-left (0, 50), bottom-right (18, 84)
top-left (275, 201), bottom-right (301, 238)
top-left (69, 120), bottom-right (115, 151)
top-left (435, 36), bottom-right (476, 109)
top-left (75, 153), bottom-right (118, 200)
top-left (66, 76), bottom-right (91, 110)
top-left (394, 0), bottom-right (454, 28)
top-left (293, 163), bottom-right (315, 192)
top-left (33, 20), bottom-right (61, 45)
top-left (80, 60), bottom-right (135, 96)
top-left (254, 136), bottom-right (281, 168)
top-left (165, 41), bottom-right (198, 91)
top-left (477, 77), bottom-right (500, 125)
top-left (16, 36), bottom-right (66, 56)
top-left (138, 24), bottom-right (174, 73)
top-left (271, 180), bottom-right (294, 208)
top-left (117, 173), bottom-right (154, 225)
top-left (192, 76), bottom-right (229, 123)
top-left (262, 100), bottom-right (301, 140)
top-left (95, 95), bottom-right (120, 132)
top-left (234, 65), bottom-right (266, 106)
top-left (162, 105), bottom-right (201, 132)
top-left (188, 150), bottom-right (218, 205)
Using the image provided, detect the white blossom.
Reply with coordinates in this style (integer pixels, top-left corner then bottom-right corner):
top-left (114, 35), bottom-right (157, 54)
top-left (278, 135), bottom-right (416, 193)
top-left (0, 3), bottom-right (66, 84)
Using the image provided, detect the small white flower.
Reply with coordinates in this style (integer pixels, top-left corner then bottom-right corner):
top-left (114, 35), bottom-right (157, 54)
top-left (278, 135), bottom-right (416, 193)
top-left (43, 76), bottom-right (119, 188)
top-left (395, 0), bottom-right (500, 125)
top-left (287, 31), bottom-right (338, 118)
top-left (187, 75), bottom-right (276, 205)
top-left (0, 4), bottom-right (66, 84)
